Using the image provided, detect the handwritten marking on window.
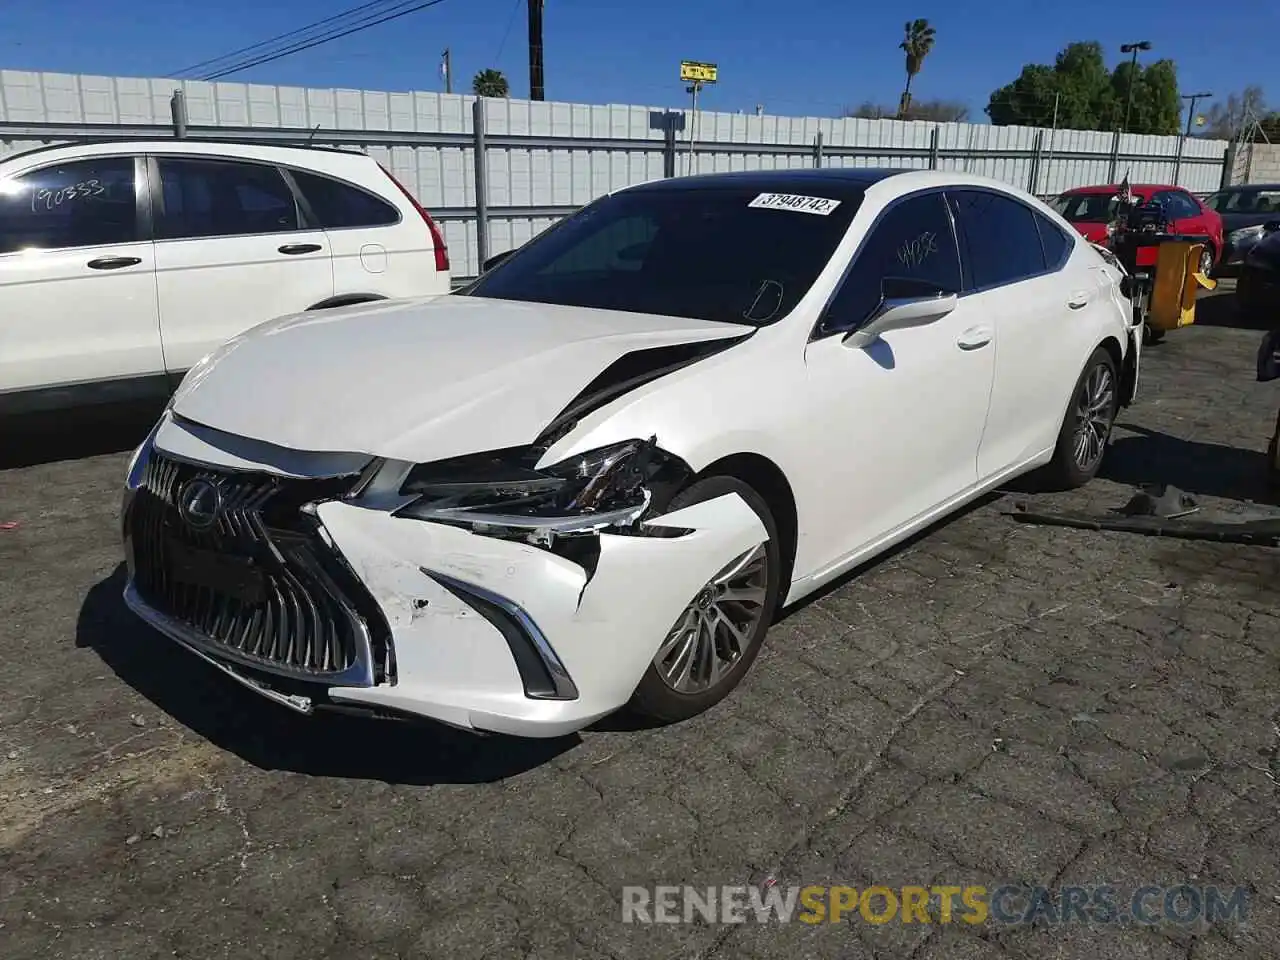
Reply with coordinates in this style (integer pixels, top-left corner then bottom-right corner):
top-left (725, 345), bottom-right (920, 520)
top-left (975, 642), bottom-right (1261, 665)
top-left (30, 179), bottom-right (106, 213)
top-left (897, 231), bottom-right (938, 270)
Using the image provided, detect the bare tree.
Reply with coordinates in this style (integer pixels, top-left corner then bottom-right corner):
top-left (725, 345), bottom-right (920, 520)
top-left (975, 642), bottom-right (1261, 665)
top-left (845, 99), bottom-right (968, 122)
top-left (1201, 86), bottom-right (1266, 139)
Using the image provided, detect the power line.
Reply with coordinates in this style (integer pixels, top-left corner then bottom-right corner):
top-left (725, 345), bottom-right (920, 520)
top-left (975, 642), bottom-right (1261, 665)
top-left (171, 0), bottom-right (405, 78)
top-left (493, 0), bottom-right (524, 65)
top-left (196, 0), bottom-right (451, 82)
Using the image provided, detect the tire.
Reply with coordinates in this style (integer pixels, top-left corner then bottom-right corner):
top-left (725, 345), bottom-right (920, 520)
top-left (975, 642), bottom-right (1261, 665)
top-left (627, 476), bottom-right (783, 724)
top-left (1036, 347), bottom-right (1120, 490)
top-left (1268, 411), bottom-right (1280, 491)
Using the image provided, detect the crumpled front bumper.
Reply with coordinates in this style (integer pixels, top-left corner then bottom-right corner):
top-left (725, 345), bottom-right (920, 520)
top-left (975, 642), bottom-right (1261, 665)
top-left (310, 494), bottom-right (766, 737)
top-left (121, 421), bottom-right (768, 738)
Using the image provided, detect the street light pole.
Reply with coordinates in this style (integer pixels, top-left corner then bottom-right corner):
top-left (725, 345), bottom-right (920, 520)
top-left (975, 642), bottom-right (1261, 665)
top-left (1119, 41), bottom-right (1152, 133)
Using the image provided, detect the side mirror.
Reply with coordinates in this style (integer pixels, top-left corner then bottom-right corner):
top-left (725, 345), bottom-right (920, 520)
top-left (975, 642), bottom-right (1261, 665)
top-left (1259, 329), bottom-right (1280, 382)
top-left (482, 249), bottom-right (514, 272)
top-left (843, 292), bottom-right (958, 349)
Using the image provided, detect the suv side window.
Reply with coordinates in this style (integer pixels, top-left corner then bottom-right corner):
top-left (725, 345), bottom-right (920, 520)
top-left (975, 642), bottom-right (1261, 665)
top-left (156, 158), bottom-right (302, 240)
top-left (290, 169), bottom-right (400, 228)
top-left (822, 192), bottom-right (961, 333)
top-left (949, 189), bottom-right (1047, 290)
top-left (0, 156), bottom-right (138, 255)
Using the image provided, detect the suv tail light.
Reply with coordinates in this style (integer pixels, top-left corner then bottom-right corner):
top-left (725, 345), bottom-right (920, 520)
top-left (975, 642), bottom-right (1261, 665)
top-left (378, 163), bottom-right (450, 273)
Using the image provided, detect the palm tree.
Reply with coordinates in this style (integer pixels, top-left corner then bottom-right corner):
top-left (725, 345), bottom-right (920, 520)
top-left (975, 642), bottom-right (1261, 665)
top-left (473, 69), bottom-right (510, 98)
top-left (897, 19), bottom-right (936, 119)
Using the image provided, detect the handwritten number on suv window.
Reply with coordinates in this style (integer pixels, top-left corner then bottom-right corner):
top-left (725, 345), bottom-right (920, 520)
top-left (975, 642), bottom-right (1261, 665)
top-left (30, 179), bottom-right (106, 214)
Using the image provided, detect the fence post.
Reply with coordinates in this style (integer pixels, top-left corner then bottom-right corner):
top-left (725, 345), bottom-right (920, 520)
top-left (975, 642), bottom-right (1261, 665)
top-left (1221, 141), bottom-right (1238, 189)
top-left (1107, 128), bottom-right (1121, 183)
top-left (928, 126), bottom-right (940, 170)
top-left (1027, 129), bottom-right (1044, 194)
top-left (814, 130), bottom-right (824, 168)
top-left (663, 112), bottom-right (678, 177)
top-left (170, 89), bottom-right (188, 139)
top-left (472, 97), bottom-right (489, 272)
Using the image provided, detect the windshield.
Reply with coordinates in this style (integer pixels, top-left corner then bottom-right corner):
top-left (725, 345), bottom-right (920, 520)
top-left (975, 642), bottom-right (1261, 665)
top-left (1205, 189), bottom-right (1280, 214)
top-left (1053, 192), bottom-right (1121, 223)
top-left (460, 185), bottom-right (864, 325)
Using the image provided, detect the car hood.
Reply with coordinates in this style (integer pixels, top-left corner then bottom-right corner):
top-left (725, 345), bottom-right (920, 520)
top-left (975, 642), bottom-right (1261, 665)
top-left (169, 295), bottom-right (754, 463)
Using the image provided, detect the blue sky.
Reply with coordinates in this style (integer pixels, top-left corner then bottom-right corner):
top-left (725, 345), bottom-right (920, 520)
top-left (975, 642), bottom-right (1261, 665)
top-left (2, 0), bottom-right (1276, 122)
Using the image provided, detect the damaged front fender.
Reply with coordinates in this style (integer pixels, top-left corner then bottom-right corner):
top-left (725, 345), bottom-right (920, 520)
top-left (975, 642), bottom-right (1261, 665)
top-left (313, 491), bottom-right (767, 736)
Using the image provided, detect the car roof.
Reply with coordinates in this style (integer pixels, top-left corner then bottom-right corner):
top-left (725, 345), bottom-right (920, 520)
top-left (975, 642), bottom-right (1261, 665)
top-left (1213, 183), bottom-right (1280, 192)
top-left (617, 167), bottom-right (1039, 201)
top-left (1062, 183), bottom-right (1182, 194)
top-left (0, 138), bottom-right (368, 165)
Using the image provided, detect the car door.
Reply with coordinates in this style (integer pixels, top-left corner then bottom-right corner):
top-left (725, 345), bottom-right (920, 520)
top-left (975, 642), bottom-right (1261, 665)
top-left (0, 154), bottom-right (164, 412)
top-left (150, 155), bottom-right (334, 374)
top-left (1157, 189), bottom-right (1207, 237)
top-left (800, 190), bottom-right (996, 563)
top-left (947, 188), bottom-right (1093, 480)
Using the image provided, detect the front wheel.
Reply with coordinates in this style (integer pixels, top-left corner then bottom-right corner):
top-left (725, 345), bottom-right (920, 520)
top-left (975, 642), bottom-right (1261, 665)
top-left (1036, 347), bottom-right (1120, 490)
top-left (627, 476), bottom-right (782, 724)
top-left (1198, 244), bottom-right (1215, 278)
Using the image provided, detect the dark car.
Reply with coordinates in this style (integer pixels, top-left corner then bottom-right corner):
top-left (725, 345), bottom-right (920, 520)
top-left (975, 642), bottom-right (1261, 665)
top-left (1237, 222), bottom-right (1280, 317)
top-left (1204, 184), bottom-right (1280, 272)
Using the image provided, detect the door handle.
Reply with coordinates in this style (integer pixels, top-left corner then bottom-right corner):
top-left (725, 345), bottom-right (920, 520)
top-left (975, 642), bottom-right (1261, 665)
top-left (1067, 291), bottom-right (1092, 309)
top-left (278, 243), bottom-right (323, 255)
top-left (956, 326), bottom-right (993, 350)
top-left (87, 256), bottom-right (142, 270)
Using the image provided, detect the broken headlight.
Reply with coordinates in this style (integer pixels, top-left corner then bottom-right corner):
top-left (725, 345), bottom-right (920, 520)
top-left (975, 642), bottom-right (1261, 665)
top-left (394, 437), bottom-right (686, 545)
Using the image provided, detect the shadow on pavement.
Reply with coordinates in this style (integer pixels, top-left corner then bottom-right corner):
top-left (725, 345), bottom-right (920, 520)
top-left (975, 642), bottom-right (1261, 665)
top-left (1103, 423), bottom-right (1277, 505)
top-left (77, 566), bottom-right (579, 783)
top-left (0, 400), bottom-right (166, 470)
top-left (1190, 287), bottom-right (1273, 332)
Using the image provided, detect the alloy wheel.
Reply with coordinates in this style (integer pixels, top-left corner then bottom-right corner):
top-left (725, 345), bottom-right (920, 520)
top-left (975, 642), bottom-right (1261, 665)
top-left (653, 544), bottom-right (770, 694)
top-left (1071, 363), bottom-right (1115, 471)
top-left (1199, 247), bottom-right (1214, 277)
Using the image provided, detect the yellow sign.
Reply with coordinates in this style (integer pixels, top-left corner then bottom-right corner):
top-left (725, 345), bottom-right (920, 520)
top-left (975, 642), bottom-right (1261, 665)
top-left (680, 61), bottom-right (718, 84)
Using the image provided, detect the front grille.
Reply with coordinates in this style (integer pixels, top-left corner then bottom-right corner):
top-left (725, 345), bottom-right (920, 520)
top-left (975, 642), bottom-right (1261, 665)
top-left (127, 452), bottom-right (389, 684)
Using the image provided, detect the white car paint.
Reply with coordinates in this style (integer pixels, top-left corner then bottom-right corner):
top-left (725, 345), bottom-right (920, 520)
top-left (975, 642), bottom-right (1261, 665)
top-left (122, 168), bottom-right (1138, 737)
top-left (0, 140), bottom-right (450, 414)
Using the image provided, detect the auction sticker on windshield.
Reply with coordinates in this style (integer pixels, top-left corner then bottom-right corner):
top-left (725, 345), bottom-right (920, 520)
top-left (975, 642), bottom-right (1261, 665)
top-left (748, 193), bottom-right (842, 215)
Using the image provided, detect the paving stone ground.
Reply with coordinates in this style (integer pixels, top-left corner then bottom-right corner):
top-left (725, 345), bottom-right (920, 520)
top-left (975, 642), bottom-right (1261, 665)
top-left (1, 288), bottom-right (1277, 959)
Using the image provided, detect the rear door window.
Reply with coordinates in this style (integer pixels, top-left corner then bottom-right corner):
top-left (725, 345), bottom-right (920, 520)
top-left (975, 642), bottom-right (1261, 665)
top-left (290, 169), bottom-right (400, 228)
top-left (948, 189), bottom-right (1047, 290)
top-left (156, 158), bottom-right (302, 240)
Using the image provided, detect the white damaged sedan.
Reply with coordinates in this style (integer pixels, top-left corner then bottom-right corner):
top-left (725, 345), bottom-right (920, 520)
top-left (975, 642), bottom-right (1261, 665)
top-left (122, 168), bottom-right (1141, 737)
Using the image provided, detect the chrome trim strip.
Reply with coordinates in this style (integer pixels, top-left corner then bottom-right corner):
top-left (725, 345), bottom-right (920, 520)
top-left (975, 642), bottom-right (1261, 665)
top-left (424, 570), bottom-right (579, 701)
top-left (405, 490), bottom-right (651, 537)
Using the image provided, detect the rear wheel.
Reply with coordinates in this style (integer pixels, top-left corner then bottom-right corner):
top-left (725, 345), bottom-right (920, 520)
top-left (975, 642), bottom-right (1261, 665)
top-left (1036, 347), bottom-right (1120, 490)
top-left (628, 476), bottom-right (782, 724)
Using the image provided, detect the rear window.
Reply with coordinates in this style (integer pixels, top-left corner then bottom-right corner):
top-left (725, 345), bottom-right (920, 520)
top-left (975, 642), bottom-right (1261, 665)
top-left (1054, 192), bottom-right (1120, 223)
top-left (462, 185), bottom-right (863, 325)
top-left (291, 169), bottom-right (400, 228)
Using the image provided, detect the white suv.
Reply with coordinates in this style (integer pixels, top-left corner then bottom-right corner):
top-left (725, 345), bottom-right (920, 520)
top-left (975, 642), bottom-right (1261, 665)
top-left (0, 140), bottom-right (452, 415)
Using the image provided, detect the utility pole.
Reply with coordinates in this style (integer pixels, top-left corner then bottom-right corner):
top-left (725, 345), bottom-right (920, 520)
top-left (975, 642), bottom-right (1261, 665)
top-left (1182, 91), bottom-right (1212, 139)
top-left (527, 0), bottom-right (545, 101)
top-left (1119, 41), bottom-right (1151, 133)
top-left (1172, 91), bottom-right (1211, 188)
top-left (441, 48), bottom-right (451, 95)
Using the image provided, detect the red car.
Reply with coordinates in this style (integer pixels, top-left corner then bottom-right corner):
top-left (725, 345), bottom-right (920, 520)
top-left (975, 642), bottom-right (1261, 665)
top-left (1051, 183), bottom-right (1224, 276)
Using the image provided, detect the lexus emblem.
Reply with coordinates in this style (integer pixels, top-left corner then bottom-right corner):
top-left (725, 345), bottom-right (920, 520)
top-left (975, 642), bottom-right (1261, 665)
top-left (177, 478), bottom-right (223, 531)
